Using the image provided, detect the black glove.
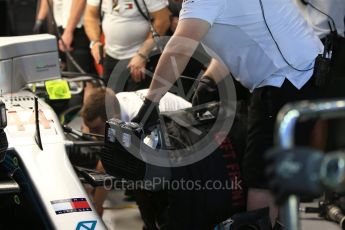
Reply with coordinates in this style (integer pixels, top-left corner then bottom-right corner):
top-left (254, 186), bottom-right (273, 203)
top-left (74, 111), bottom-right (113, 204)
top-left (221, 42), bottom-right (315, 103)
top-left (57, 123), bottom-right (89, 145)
top-left (0, 130), bottom-right (8, 163)
top-left (265, 147), bottom-right (324, 204)
top-left (192, 76), bottom-right (219, 106)
top-left (33, 19), bottom-right (43, 34)
top-left (131, 98), bottom-right (160, 134)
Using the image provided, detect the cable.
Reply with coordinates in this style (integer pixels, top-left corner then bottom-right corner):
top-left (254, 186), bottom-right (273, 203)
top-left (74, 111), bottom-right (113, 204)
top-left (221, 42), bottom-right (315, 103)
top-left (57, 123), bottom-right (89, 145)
top-left (133, 0), bottom-right (164, 52)
top-left (45, 0), bottom-right (87, 74)
top-left (309, 3), bottom-right (337, 33)
top-left (301, 0), bottom-right (337, 33)
top-left (141, 0), bottom-right (164, 52)
top-left (63, 125), bottom-right (104, 140)
top-left (61, 71), bottom-right (105, 85)
top-left (258, 0), bottom-right (314, 72)
top-left (34, 96), bottom-right (43, 150)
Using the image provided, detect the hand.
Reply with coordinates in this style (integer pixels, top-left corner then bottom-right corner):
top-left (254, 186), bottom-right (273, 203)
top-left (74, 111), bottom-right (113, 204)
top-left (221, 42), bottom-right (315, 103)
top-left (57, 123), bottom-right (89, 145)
top-left (131, 98), bottom-right (160, 134)
top-left (265, 147), bottom-right (324, 204)
top-left (59, 30), bottom-right (74, 52)
top-left (90, 41), bottom-right (103, 64)
top-left (127, 53), bottom-right (147, 83)
top-left (192, 76), bottom-right (219, 106)
top-left (192, 76), bottom-right (220, 118)
top-left (33, 19), bottom-right (43, 34)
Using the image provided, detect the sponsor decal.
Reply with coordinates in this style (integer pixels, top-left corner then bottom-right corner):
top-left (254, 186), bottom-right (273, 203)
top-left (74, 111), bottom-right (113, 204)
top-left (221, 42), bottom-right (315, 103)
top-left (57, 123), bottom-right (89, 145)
top-left (76, 220), bottom-right (97, 230)
top-left (50, 198), bottom-right (92, 215)
top-left (124, 0), bottom-right (133, 9)
top-left (125, 3), bottom-right (133, 9)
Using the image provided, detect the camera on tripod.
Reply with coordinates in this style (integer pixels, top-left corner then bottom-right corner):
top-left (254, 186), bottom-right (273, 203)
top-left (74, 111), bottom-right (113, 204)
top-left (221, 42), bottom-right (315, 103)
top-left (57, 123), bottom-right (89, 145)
top-left (101, 118), bottom-right (170, 190)
top-left (101, 102), bottom-right (233, 191)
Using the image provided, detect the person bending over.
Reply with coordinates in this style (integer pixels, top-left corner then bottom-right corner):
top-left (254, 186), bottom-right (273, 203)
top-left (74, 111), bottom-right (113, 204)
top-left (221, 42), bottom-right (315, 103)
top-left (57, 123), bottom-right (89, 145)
top-left (80, 87), bottom-right (190, 229)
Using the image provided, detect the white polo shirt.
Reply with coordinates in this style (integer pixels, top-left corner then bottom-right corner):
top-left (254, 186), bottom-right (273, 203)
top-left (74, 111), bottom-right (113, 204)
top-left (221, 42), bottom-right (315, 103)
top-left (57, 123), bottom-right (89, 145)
top-left (180, 0), bottom-right (324, 91)
top-left (53, 0), bottom-right (63, 27)
top-left (116, 89), bottom-right (191, 121)
top-left (87, 0), bottom-right (167, 60)
top-left (53, 0), bottom-right (84, 29)
top-left (304, 0), bottom-right (345, 38)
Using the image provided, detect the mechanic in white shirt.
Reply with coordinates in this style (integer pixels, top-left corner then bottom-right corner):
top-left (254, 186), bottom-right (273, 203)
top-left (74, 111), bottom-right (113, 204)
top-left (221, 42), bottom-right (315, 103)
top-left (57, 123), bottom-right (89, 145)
top-left (117, 89), bottom-right (191, 121)
top-left (130, 0), bottom-right (324, 227)
top-left (82, 88), bottom-right (190, 134)
top-left (295, 0), bottom-right (345, 155)
top-left (84, 0), bottom-right (171, 90)
top-left (34, 0), bottom-right (96, 74)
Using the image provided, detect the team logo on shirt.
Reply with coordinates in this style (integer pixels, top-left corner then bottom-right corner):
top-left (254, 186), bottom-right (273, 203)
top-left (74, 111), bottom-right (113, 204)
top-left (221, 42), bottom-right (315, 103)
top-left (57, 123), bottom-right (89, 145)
top-left (124, 0), bottom-right (133, 9)
top-left (112, 0), bottom-right (133, 12)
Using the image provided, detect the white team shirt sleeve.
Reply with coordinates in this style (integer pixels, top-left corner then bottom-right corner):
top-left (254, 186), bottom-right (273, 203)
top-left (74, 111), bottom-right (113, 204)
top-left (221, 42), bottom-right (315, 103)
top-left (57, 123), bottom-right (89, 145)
top-left (159, 92), bottom-right (192, 112)
top-left (179, 0), bottom-right (226, 25)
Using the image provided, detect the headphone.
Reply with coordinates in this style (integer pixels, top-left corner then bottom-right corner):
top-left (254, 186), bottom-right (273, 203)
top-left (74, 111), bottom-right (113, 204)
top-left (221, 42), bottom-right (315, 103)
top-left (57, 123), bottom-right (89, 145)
top-left (259, 0), bottom-right (313, 71)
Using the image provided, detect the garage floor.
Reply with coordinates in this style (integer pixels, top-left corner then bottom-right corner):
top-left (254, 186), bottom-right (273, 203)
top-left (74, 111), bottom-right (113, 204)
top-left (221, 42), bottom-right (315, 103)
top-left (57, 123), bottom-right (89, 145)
top-left (99, 190), bottom-right (144, 230)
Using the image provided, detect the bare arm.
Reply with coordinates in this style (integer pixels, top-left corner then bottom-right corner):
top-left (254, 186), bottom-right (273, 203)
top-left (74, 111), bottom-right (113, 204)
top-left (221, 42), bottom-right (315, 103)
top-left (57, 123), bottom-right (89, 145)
top-left (59, 0), bottom-right (86, 52)
top-left (146, 18), bottom-right (210, 102)
top-left (84, 4), bottom-right (102, 63)
top-left (33, 0), bottom-right (50, 33)
top-left (36, 0), bottom-right (49, 21)
top-left (128, 7), bottom-right (171, 82)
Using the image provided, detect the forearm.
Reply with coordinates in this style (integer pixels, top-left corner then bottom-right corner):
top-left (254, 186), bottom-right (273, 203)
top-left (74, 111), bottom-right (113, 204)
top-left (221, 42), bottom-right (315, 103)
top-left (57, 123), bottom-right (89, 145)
top-left (64, 0), bottom-right (86, 33)
top-left (137, 36), bottom-right (155, 59)
top-left (145, 18), bottom-right (210, 102)
top-left (36, 0), bottom-right (49, 21)
top-left (146, 35), bottom-right (198, 102)
top-left (84, 5), bottom-right (102, 42)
